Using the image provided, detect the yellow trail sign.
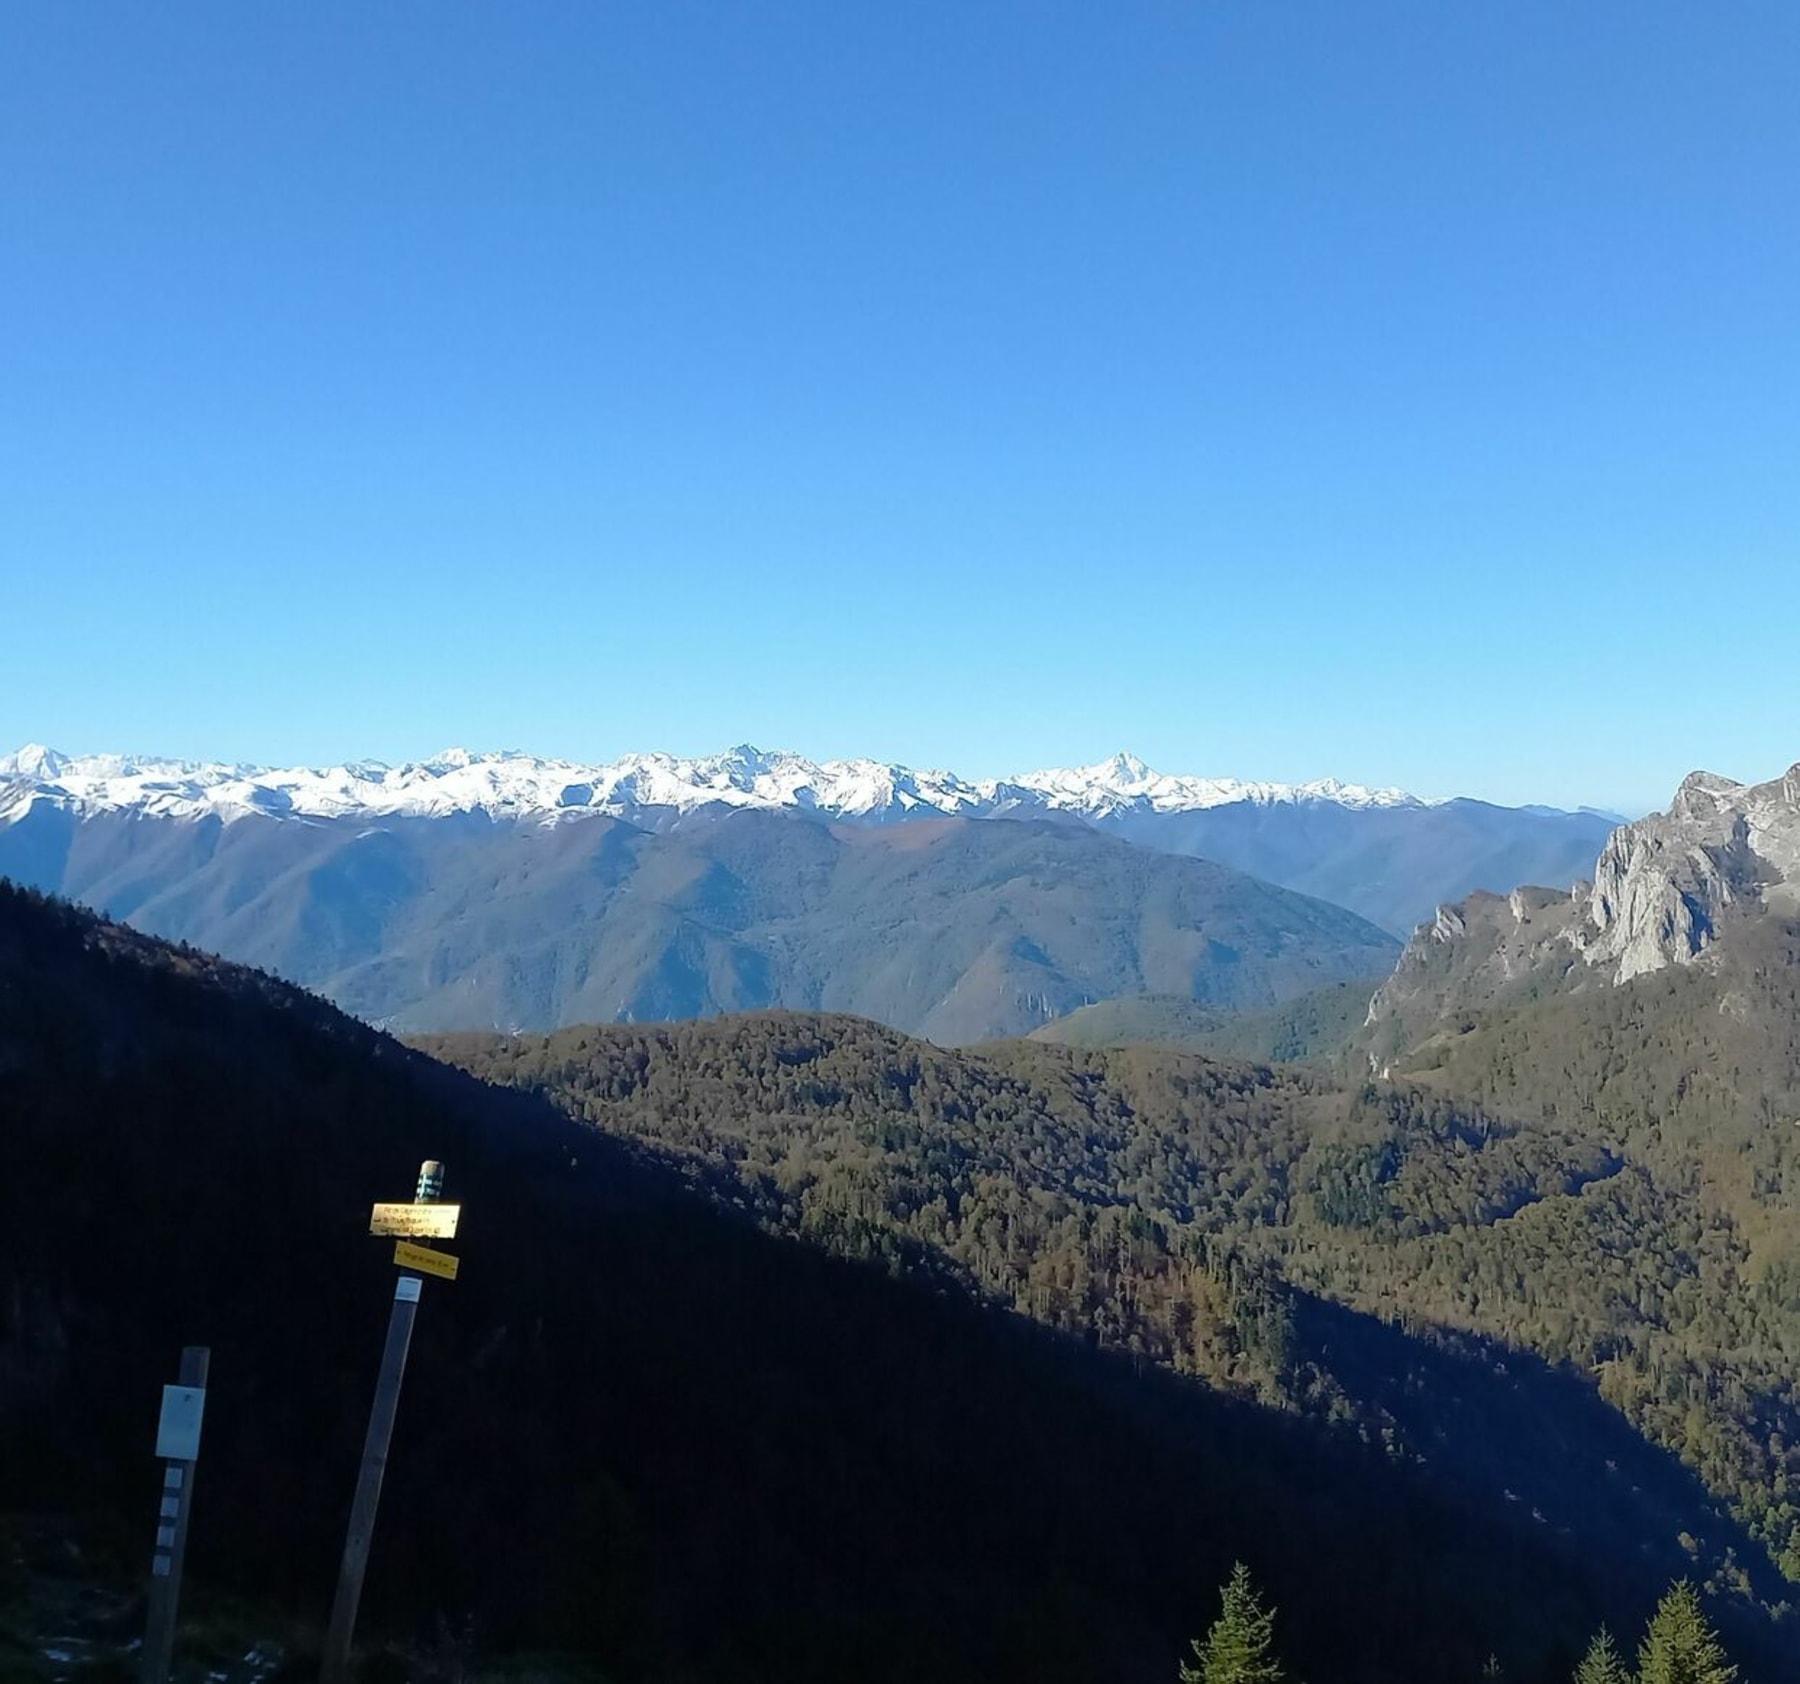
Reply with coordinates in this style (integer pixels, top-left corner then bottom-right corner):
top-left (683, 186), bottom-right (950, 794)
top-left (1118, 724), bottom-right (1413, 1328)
top-left (370, 1202), bottom-right (460, 1239)
top-left (394, 1240), bottom-right (459, 1281)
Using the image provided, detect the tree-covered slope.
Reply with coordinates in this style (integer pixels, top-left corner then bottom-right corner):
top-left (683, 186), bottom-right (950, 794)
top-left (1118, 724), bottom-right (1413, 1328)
top-left (0, 805), bottom-right (1399, 1042)
top-left (2, 879), bottom-right (1726, 1683)
top-left (428, 1008), bottom-right (1800, 1665)
top-left (1378, 914), bottom-right (1800, 1539)
top-left (1026, 978), bottom-right (1382, 1064)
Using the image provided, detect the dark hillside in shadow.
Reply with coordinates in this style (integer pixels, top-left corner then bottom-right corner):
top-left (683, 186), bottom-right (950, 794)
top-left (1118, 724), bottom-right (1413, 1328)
top-left (0, 883), bottom-right (1788, 1681)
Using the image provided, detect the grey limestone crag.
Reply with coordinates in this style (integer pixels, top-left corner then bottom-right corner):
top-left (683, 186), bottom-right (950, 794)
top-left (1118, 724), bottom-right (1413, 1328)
top-left (1365, 760), bottom-right (1800, 1063)
top-left (1577, 765), bottom-right (1800, 981)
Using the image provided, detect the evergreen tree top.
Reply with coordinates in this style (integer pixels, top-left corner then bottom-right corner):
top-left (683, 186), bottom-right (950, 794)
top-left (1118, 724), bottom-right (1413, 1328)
top-left (1637, 1582), bottom-right (1738, 1684)
top-left (1575, 1627), bottom-right (1630, 1684)
top-left (1180, 1561), bottom-right (1285, 1684)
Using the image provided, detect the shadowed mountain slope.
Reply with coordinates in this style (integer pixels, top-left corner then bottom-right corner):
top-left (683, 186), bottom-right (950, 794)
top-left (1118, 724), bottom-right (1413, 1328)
top-left (427, 1013), bottom-right (1800, 1672)
top-left (1, 880), bottom-right (1789, 1680)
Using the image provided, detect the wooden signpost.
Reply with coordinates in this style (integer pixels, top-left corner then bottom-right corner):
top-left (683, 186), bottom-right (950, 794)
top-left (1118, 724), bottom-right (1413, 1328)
top-left (320, 1161), bottom-right (460, 1684)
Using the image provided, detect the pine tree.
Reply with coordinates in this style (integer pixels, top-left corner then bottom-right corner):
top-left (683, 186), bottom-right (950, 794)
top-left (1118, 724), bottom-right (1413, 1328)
top-left (1575, 1627), bottom-right (1631, 1684)
top-left (1637, 1582), bottom-right (1738, 1684)
top-left (1180, 1561), bottom-right (1284, 1684)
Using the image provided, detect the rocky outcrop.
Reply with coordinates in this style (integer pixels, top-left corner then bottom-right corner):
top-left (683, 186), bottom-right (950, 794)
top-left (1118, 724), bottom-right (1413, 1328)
top-left (1575, 766), bottom-right (1798, 982)
top-left (1362, 884), bottom-right (1588, 1066)
top-left (1363, 761), bottom-right (1800, 1064)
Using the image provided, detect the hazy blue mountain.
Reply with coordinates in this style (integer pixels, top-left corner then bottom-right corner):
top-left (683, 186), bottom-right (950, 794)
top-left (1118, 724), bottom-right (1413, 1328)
top-left (0, 802), bottom-right (1399, 1041)
top-left (0, 742), bottom-right (1615, 936)
top-left (1095, 796), bottom-right (1616, 937)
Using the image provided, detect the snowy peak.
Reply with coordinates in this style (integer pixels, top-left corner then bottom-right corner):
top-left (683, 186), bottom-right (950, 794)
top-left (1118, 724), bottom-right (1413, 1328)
top-left (0, 744), bottom-right (61, 779)
top-left (1010, 753), bottom-right (1426, 817)
top-left (0, 744), bottom-right (988, 827)
top-left (0, 742), bottom-right (1444, 829)
top-left (1100, 750), bottom-right (1153, 785)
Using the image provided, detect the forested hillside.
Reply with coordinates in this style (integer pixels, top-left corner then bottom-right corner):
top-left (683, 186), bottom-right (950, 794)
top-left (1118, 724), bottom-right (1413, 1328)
top-left (2, 880), bottom-right (1747, 1683)
top-left (430, 1003), bottom-right (1800, 1653)
top-left (1027, 979), bottom-right (1381, 1063)
top-left (1384, 916), bottom-right (1800, 1559)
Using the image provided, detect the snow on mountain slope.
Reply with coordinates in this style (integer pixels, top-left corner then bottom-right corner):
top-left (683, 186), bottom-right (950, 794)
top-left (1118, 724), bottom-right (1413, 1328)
top-left (0, 744), bottom-right (985, 825)
top-left (0, 742), bottom-right (1440, 828)
top-left (1009, 751), bottom-right (1425, 816)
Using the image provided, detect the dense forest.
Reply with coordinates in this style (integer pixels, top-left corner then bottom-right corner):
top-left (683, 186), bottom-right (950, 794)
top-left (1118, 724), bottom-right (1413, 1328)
top-left (427, 954), bottom-right (1800, 1635)
top-left (1028, 978), bottom-right (1382, 1063)
top-left (6, 880), bottom-right (1767, 1682)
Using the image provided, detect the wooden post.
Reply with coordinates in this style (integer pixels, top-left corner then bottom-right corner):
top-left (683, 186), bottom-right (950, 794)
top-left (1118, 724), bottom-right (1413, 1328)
top-left (320, 1163), bottom-right (444, 1684)
top-left (142, 1345), bottom-right (210, 1684)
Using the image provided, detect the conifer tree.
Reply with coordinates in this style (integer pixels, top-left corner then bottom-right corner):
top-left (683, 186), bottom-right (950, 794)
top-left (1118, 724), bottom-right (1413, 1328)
top-left (1575, 1627), bottom-right (1630, 1684)
top-left (1637, 1582), bottom-right (1737, 1684)
top-left (1180, 1562), bottom-right (1284, 1684)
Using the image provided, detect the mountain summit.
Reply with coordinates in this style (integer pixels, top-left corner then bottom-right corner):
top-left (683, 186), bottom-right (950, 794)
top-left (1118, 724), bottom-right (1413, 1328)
top-left (0, 742), bottom-right (1430, 826)
top-left (0, 741), bottom-right (1617, 937)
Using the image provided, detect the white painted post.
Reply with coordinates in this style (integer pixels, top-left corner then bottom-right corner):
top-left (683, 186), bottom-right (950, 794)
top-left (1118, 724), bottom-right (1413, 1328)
top-left (142, 1345), bottom-right (209, 1684)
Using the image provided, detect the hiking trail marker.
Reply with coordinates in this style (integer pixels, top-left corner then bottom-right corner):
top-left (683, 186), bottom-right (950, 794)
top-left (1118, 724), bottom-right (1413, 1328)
top-left (369, 1202), bottom-right (460, 1239)
top-left (393, 1239), bottom-right (460, 1280)
top-left (142, 1346), bottom-right (209, 1684)
top-left (321, 1161), bottom-right (459, 1684)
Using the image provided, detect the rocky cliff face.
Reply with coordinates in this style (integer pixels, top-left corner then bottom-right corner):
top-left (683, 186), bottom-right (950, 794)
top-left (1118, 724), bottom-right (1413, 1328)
top-left (1365, 761), bottom-right (1800, 1062)
top-left (1362, 885), bottom-right (1589, 1067)
top-left (1576, 767), bottom-right (1800, 981)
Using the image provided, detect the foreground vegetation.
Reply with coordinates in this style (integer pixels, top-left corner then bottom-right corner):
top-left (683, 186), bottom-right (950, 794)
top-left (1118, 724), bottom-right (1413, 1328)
top-left (5, 879), bottom-right (1797, 1678)
top-left (1177, 1569), bottom-right (1747, 1684)
top-left (429, 958), bottom-right (1800, 1609)
top-left (0, 882), bottom-right (1703, 1682)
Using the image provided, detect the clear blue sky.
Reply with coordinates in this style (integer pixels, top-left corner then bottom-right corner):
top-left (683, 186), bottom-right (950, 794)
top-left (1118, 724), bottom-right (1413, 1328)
top-left (4, 3), bottom-right (1796, 813)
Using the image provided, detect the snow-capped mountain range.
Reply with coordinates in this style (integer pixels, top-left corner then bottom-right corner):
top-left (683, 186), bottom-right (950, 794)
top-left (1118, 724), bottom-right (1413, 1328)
top-left (0, 743), bottom-right (1433, 827)
top-left (0, 732), bottom-right (1629, 1039)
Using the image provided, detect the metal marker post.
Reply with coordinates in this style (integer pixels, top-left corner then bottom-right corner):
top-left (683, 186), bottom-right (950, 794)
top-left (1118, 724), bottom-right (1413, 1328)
top-left (320, 1162), bottom-right (445, 1684)
top-left (142, 1346), bottom-right (210, 1684)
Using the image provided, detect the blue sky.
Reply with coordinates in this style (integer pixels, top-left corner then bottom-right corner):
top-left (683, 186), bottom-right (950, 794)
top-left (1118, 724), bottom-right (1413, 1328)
top-left (3, 3), bottom-right (1796, 813)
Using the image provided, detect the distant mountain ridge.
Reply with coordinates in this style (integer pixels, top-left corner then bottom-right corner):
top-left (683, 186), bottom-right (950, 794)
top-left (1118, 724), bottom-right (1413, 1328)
top-left (0, 801), bottom-right (1399, 1041)
top-left (0, 741), bottom-right (1619, 937)
top-left (0, 741), bottom-right (1431, 826)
